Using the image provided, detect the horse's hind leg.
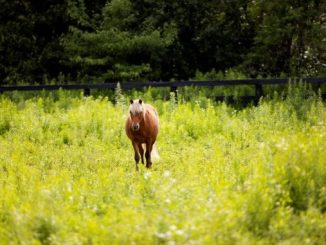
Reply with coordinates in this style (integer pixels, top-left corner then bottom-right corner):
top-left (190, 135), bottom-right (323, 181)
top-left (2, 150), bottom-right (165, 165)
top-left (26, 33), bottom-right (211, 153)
top-left (138, 143), bottom-right (144, 164)
top-left (132, 141), bottom-right (140, 171)
top-left (145, 141), bottom-right (153, 168)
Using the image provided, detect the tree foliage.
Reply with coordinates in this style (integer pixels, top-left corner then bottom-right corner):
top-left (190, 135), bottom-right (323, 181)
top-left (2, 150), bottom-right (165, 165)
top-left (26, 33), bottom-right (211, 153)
top-left (63, 0), bottom-right (176, 82)
top-left (244, 0), bottom-right (326, 77)
top-left (0, 0), bottom-right (325, 84)
top-left (0, 0), bottom-right (70, 83)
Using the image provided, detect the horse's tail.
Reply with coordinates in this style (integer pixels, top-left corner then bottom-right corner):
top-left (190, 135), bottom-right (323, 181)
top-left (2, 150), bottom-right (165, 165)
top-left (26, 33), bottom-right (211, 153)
top-left (151, 143), bottom-right (160, 162)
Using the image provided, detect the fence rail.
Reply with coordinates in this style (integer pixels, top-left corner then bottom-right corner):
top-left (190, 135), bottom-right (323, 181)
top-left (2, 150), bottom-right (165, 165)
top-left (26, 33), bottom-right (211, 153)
top-left (1, 77), bottom-right (325, 102)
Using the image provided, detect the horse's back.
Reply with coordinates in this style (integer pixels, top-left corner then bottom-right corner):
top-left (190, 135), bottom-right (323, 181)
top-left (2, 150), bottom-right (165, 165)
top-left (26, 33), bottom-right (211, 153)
top-left (145, 103), bottom-right (159, 121)
top-left (144, 103), bottom-right (159, 138)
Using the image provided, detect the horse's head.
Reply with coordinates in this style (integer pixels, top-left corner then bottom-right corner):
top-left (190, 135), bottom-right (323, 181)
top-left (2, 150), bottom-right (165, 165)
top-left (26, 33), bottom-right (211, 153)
top-left (129, 99), bottom-right (144, 132)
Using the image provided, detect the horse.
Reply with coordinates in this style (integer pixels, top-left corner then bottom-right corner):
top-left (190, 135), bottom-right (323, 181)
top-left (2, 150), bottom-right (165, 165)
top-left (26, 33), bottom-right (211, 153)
top-left (125, 99), bottom-right (159, 171)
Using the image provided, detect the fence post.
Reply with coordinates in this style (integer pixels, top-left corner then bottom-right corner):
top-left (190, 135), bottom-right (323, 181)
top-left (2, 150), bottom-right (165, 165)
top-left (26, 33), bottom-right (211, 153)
top-left (83, 87), bottom-right (91, 97)
top-left (170, 86), bottom-right (178, 102)
top-left (255, 83), bottom-right (263, 100)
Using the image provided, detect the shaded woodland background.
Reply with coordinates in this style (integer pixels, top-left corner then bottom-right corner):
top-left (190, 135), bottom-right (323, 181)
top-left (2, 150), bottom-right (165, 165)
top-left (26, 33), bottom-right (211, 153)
top-left (1, 0), bottom-right (325, 84)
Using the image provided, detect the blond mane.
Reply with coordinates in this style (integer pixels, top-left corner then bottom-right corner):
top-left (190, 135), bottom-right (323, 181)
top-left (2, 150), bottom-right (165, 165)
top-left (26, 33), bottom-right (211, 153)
top-left (129, 99), bottom-right (146, 116)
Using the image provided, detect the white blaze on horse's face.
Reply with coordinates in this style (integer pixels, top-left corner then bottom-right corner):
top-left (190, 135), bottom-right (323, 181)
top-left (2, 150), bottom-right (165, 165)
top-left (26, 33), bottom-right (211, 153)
top-left (129, 99), bottom-right (144, 132)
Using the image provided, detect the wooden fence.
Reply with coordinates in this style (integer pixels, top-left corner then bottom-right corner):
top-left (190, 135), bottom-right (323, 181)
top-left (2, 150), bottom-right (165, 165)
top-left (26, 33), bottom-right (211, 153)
top-left (1, 77), bottom-right (325, 102)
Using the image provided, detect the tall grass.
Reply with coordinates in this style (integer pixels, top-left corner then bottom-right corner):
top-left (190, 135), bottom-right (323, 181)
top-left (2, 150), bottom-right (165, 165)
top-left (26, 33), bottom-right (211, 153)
top-left (0, 86), bottom-right (325, 244)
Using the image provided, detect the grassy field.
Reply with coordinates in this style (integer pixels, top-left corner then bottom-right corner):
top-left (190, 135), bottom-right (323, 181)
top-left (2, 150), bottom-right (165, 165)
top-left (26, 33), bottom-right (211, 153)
top-left (0, 88), bottom-right (326, 244)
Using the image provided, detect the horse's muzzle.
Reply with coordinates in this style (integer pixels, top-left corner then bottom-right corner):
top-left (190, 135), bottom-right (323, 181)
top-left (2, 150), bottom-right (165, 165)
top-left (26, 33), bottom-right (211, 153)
top-left (132, 124), bottom-right (140, 131)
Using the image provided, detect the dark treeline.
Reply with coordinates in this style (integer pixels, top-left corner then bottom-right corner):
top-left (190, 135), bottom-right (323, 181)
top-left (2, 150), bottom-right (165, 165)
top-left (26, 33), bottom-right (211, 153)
top-left (1, 0), bottom-right (325, 84)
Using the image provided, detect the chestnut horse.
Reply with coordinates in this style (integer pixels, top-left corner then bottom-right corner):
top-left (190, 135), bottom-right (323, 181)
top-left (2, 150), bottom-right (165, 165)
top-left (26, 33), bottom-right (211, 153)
top-left (125, 99), bottom-right (159, 171)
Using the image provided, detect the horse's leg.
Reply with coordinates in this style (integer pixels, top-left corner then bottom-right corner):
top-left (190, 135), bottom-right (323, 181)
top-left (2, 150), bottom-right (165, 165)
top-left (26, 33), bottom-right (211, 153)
top-left (138, 143), bottom-right (144, 164)
top-left (145, 141), bottom-right (154, 168)
top-left (132, 141), bottom-right (140, 171)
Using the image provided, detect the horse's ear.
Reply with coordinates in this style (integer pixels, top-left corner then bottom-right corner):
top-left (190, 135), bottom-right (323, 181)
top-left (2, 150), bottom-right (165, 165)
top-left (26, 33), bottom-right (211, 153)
top-left (139, 99), bottom-right (142, 104)
top-left (130, 99), bottom-right (133, 104)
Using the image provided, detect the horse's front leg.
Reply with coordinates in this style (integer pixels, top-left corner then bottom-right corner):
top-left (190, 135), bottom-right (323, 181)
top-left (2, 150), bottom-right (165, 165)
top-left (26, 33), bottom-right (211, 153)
top-left (145, 141), bottom-right (153, 168)
top-left (138, 143), bottom-right (144, 164)
top-left (132, 141), bottom-right (140, 171)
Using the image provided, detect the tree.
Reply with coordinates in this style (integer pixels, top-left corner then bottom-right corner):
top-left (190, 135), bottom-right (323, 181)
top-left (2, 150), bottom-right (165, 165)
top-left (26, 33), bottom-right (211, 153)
top-left (1, 0), bottom-right (324, 84)
top-left (0, 0), bottom-right (70, 84)
top-left (63, 0), bottom-right (176, 82)
top-left (243, 0), bottom-right (326, 77)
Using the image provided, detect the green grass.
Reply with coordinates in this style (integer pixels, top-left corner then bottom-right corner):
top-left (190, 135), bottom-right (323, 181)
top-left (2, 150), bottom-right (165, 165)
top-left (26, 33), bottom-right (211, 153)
top-left (0, 89), bottom-right (326, 244)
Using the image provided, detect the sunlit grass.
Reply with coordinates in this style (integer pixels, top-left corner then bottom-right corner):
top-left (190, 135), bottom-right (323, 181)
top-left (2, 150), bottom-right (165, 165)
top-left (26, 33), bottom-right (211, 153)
top-left (0, 89), bottom-right (325, 244)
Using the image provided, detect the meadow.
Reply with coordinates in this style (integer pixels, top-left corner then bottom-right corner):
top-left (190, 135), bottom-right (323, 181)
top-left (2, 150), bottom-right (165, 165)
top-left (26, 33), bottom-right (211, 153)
top-left (0, 86), bottom-right (325, 244)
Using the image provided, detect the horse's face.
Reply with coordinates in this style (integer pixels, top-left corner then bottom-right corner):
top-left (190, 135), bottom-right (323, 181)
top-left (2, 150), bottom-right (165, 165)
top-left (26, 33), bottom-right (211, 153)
top-left (129, 99), bottom-right (144, 132)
